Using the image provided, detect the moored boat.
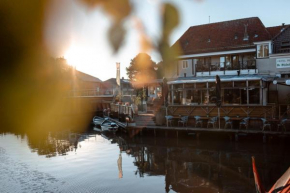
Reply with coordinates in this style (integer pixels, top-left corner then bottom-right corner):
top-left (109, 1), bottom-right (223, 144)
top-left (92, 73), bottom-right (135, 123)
top-left (100, 120), bottom-right (119, 133)
top-left (252, 156), bottom-right (290, 193)
top-left (93, 116), bottom-right (107, 126)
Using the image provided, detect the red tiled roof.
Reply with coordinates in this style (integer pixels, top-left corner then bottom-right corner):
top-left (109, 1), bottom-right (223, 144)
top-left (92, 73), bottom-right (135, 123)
top-left (76, 71), bottom-right (102, 82)
top-left (267, 25), bottom-right (289, 38)
top-left (172, 17), bottom-right (272, 55)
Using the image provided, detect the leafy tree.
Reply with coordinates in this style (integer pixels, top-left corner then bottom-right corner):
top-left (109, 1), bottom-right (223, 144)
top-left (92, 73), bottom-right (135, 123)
top-left (126, 53), bottom-right (157, 83)
top-left (156, 61), bottom-right (165, 79)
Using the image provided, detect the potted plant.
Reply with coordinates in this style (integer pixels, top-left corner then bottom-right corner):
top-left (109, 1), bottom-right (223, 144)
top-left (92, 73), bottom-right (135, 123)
top-left (132, 96), bottom-right (140, 114)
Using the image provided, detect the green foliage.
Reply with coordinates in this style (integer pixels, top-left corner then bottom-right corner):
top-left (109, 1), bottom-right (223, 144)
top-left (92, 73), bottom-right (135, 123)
top-left (126, 53), bottom-right (157, 82)
top-left (132, 96), bottom-right (141, 106)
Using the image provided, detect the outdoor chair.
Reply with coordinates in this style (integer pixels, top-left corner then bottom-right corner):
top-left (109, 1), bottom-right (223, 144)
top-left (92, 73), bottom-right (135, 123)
top-left (194, 116), bottom-right (203, 128)
top-left (165, 115), bottom-right (173, 127)
top-left (224, 116), bottom-right (233, 129)
top-left (261, 118), bottom-right (271, 131)
top-left (207, 117), bottom-right (218, 129)
top-left (239, 117), bottom-right (250, 130)
top-left (278, 119), bottom-right (288, 132)
top-left (178, 116), bottom-right (189, 127)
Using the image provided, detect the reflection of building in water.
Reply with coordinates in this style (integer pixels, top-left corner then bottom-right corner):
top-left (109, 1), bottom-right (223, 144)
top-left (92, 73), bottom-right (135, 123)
top-left (116, 136), bottom-right (290, 193)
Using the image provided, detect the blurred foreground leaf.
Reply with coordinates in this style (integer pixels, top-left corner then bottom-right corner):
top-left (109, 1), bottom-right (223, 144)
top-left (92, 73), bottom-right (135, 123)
top-left (159, 3), bottom-right (181, 72)
top-left (108, 22), bottom-right (126, 53)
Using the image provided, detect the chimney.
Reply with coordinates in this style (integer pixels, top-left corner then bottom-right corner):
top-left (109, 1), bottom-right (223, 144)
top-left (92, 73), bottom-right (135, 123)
top-left (282, 23), bottom-right (285, 26)
top-left (243, 24), bottom-right (249, 41)
top-left (122, 77), bottom-right (124, 79)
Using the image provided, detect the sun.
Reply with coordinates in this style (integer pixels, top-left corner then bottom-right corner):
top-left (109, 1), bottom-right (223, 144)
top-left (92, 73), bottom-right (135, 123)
top-left (64, 44), bottom-right (98, 70)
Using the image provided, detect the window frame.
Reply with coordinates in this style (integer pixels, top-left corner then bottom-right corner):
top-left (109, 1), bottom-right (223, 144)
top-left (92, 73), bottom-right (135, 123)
top-left (182, 60), bottom-right (188, 69)
top-left (257, 43), bottom-right (269, 58)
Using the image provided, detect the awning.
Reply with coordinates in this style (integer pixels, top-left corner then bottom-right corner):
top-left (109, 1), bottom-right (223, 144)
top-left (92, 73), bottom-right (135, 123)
top-left (167, 75), bottom-right (274, 85)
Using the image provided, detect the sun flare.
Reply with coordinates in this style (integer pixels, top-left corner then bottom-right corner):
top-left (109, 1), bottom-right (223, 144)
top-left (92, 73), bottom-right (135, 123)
top-left (64, 44), bottom-right (98, 69)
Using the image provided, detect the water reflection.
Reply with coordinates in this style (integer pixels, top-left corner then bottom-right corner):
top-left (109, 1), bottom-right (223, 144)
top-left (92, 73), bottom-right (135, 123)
top-left (114, 134), bottom-right (289, 193)
top-left (1, 128), bottom-right (289, 193)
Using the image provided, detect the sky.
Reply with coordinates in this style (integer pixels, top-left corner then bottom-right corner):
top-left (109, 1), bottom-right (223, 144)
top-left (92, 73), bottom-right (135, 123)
top-left (44, 0), bottom-right (290, 81)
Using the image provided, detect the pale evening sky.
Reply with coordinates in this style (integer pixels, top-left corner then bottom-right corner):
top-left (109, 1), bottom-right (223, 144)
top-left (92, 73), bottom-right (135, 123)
top-left (44, 0), bottom-right (290, 81)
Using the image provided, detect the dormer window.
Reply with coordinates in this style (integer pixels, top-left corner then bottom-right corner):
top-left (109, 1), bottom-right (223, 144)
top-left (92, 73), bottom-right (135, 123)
top-left (257, 44), bottom-right (269, 58)
top-left (182, 60), bottom-right (188, 69)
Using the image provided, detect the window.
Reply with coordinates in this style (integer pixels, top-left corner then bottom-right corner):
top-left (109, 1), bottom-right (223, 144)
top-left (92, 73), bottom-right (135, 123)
top-left (182, 60), bottom-right (188, 69)
top-left (257, 44), bottom-right (269, 58)
top-left (223, 89), bottom-right (240, 104)
top-left (249, 88), bottom-right (260, 104)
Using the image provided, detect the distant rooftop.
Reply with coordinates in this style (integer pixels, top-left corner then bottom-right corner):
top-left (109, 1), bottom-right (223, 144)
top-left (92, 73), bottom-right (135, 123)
top-left (76, 71), bottom-right (102, 82)
top-left (172, 17), bottom-right (272, 55)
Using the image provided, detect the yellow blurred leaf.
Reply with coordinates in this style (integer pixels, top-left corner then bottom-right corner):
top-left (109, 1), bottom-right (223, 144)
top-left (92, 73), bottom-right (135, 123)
top-left (162, 3), bottom-right (179, 39)
top-left (103, 0), bottom-right (131, 22)
top-left (108, 22), bottom-right (126, 53)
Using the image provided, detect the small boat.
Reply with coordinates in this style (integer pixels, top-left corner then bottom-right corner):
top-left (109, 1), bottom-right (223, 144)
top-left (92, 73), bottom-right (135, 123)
top-left (93, 116), bottom-right (107, 126)
top-left (93, 126), bottom-right (102, 132)
top-left (252, 156), bottom-right (290, 193)
top-left (100, 120), bottom-right (119, 132)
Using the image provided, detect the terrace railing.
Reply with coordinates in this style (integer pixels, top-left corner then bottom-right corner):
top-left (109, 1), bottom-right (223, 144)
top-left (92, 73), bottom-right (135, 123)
top-left (196, 60), bottom-right (256, 74)
top-left (110, 103), bottom-right (134, 119)
top-left (166, 104), bottom-right (275, 119)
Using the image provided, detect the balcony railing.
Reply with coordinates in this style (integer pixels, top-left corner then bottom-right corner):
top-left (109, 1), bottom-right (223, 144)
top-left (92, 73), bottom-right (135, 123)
top-left (68, 89), bottom-right (112, 97)
top-left (196, 60), bottom-right (256, 73)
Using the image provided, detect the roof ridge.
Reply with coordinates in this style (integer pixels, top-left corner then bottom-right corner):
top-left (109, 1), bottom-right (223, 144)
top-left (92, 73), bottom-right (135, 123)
top-left (188, 17), bottom-right (260, 28)
top-left (267, 24), bottom-right (289, 28)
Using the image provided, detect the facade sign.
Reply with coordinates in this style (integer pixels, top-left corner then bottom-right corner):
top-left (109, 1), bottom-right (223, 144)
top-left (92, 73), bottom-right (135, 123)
top-left (276, 58), bottom-right (290, 68)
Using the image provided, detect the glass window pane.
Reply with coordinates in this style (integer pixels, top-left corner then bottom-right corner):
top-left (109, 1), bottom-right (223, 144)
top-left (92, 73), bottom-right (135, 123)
top-left (184, 83), bottom-right (195, 88)
top-left (257, 45), bottom-right (264, 58)
top-left (196, 83), bottom-right (206, 89)
top-left (234, 81), bottom-right (246, 88)
top-left (173, 90), bottom-right (182, 104)
top-left (220, 57), bottom-right (225, 68)
top-left (264, 45), bottom-right (269, 57)
top-left (201, 90), bottom-right (208, 104)
top-left (208, 82), bottom-right (215, 88)
top-left (209, 88), bottom-right (216, 103)
top-left (192, 90), bottom-right (200, 104)
top-left (248, 80), bottom-right (260, 87)
top-left (221, 82), bottom-right (232, 88)
top-left (249, 88), bottom-right (260, 104)
top-left (174, 84), bottom-right (183, 89)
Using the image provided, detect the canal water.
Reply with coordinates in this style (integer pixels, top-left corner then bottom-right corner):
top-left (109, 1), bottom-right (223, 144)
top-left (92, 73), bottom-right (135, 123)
top-left (0, 127), bottom-right (289, 193)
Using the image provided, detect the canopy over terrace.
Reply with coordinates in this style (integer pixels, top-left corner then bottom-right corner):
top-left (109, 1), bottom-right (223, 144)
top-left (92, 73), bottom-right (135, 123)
top-left (167, 75), bottom-right (275, 106)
